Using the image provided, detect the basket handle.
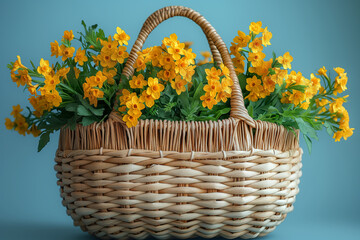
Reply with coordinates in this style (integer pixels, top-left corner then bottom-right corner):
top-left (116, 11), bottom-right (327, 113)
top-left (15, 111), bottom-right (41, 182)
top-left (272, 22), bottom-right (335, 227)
top-left (114, 6), bottom-right (255, 127)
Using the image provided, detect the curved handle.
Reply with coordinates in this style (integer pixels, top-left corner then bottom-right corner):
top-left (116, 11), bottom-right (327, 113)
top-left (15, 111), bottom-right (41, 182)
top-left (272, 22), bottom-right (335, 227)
top-left (115, 6), bottom-right (255, 127)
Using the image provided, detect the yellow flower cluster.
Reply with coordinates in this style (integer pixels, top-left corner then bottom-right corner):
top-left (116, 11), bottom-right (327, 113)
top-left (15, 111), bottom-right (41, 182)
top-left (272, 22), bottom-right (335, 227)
top-left (50, 30), bottom-right (75, 61)
top-left (83, 71), bottom-right (107, 107)
top-left (5, 105), bottom-right (40, 137)
top-left (119, 33), bottom-right (198, 127)
top-left (197, 51), bottom-right (214, 66)
top-left (281, 71), bottom-right (321, 110)
top-left (316, 67), bottom-right (352, 141)
top-left (230, 21), bottom-right (273, 75)
top-left (92, 33), bottom-right (129, 69)
top-left (200, 64), bottom-right (233, 109)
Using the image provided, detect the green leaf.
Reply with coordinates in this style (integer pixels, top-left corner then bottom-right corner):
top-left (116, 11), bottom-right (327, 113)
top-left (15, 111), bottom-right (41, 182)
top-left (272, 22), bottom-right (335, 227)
top-left (295, 117), bottom-right (318, 140)
top-left (238, 73), bottom-right (247, 92)
top-left (65, 103), bottom-right (78, 112)
top-left (288, 84), bottom-right (307, 93)
top-left (303, 134), bottom-right (312, 154)
top-left (81, 116), bottom-right (97, 126)
top-left (215, 108), bottom-right (231, 119)
top-left (324, 121), bottom-right (334, 136)
top-left (77, 105), bottom-right (93, 116)
top-left (78, 97), bottom-right (104, 116)
top-left (247, 105), bottom-right (254, 117)
top-left (193, 81), bottom-right (204, 101)
top-left (38, 131), bottom-right (51, 152)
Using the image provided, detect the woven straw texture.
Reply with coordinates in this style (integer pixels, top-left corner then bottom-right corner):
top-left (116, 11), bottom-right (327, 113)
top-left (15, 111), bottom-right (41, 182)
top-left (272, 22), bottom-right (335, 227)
top-left (54, 6), bottom-right (303, 240)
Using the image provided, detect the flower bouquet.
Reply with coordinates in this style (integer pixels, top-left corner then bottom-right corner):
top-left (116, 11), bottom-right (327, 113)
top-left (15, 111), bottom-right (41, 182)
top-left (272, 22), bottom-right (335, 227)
top-left (4, 5), bottom-right (353, 240)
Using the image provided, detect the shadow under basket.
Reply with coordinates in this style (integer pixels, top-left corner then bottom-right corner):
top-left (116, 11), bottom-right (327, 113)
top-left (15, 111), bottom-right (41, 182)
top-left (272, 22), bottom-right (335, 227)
top-left (54, 5), bottom-right (303, 240)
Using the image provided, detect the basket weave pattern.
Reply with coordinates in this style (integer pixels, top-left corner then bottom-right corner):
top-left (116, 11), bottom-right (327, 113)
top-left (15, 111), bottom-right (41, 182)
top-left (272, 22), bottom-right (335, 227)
top-left (54, 6), bottom-right (303, 240)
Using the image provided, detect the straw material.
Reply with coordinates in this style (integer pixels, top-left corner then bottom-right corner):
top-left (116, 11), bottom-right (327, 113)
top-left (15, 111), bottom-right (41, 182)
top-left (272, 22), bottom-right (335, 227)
top-left (54, 6), bottom-right (303, 240)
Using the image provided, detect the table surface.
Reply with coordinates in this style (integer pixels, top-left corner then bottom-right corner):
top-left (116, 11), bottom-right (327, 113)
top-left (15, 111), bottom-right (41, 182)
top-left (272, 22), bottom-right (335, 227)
top-left (1, 218), bottom-right (359, 240)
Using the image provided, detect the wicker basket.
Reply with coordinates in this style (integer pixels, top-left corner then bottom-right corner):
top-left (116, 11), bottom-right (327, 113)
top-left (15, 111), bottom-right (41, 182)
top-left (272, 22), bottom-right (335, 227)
top-left (55, 6), bottom-right (302, 240)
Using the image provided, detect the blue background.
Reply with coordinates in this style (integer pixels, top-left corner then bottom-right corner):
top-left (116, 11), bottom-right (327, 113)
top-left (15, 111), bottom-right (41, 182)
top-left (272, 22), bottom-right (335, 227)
top-left (0, 0), bottom-right (359, 239)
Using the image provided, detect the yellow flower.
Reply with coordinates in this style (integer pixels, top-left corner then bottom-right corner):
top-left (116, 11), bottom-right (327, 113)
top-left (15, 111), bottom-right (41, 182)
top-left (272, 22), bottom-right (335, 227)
top-left (11, 105), bottom-right (23, 118)
top-left (200, 93), bottom-right (218, 109)
top-left (262, 75), bottom-right (276, 95)
top-left (216, 80), bottom-right (232, 103)
top-left (60, 45), bottom-right (75, 61)
top-left (50, 40), bottom-right (61, 58)
top-left (74, 67), bottom-right (80, 79)
top-left (40, 88), bottom-right (62, 107)
top-left (232, 55), bottom-right (245, 74)
top-left (184, 41), bottom-right (193, 49)
top-left (220, 64), bottom-right (230, 78)
top-left (183, 65), bottom-right (196, 83)
top-left (334, 67), bottom-right (345, 76)
top-left (28, 84), bottom-right (38, 95)
top-left (119, 89), bottom-right (136, 106)
top-left (100, 36), bottom-right (119, 55)
top-left (86, 71), bottom-right (107, 88)
top-left (163, 33), bottom-right (178, 47)
top-left (317, 66), bottom-right (327, 77)
top-left (204, 79), bottom-right (221, 97)
top-left (171, 75), bottom-right (188, 95)
top-left (14, 115), bottom-right (29, 136)
top-left (146, 77), bottom-right (164, 99)
top-left (205, 67), bottom-right (221, 81)
top-left (288, 90), bottom-right (305, 106)
top-left (83, 83), bottom-right (104, 107)
top-left (74, 48), bottom-right (88, 66)
top-left (28, 124), bottom-right (41, 137)
top-left (333, 71), bottom-right (348, 95)
top-left (13, 69), bottom-right (32, 87)
top-left (56, 67), bottom-right (70, 80)
top-left (148, 46), bottom-right (162, 67)
top-left (159, 53), bottom-right (175, 70)
top-left (175, 58), bottom-right (189, 77)
top-left (277, 52), bottom-right (293, 70)
top-left (183, 48), bottom-right (197, 65)
top-left (123, 111), bottom-right (139, 128)
top-left (245, 76), bottom-right (262, 92)
top-left (249, 21), bottom-right (264, 35)
top-left (102, 68), bottom-right (117, 85)
top-left (233, 31), bottom-right (251, 48)
top-left (157, 69), bottom-right (176, 82)
top-left (111, 46), bottom-right (129, 64)
top-left (44, 75), bottom-right (60, 91)
top-left (98, 52), bottom-right (117, 68)
top-left (11, 55), bottom-right (25, 72)
top-left (245, 76), bottom-right (265, 101)
top-left (248, 52), bottom-right (266, 67)
top-left (5, 118), bottom-right (14, 130)
top-left (63, 30), bottom-right (74, 41)
top-left (140, 90), bottom-right (155, 108)
top-left (168, 40), bottom-right (185, 61)
top-left (245, 92), bottom-right (260, 102)
top-left (113, 27), bottom-right (130, 46)
top-left (134, 55), bottom-right (146, 72)
top-left (248, 38), bottom-right (263, 53)
top-left (333, 127), bottom-right (354, 142)
top-left (201, 51), bottom-right (211, 59)
top-left (129, 74), bottom-right (147, 89)
top-left (118, 106), bottom-right (127, 112)
top-left (126, 95), bottom-right (145, 117)
top-left (249, 59), bottom-right (273, 76)
top-left (329, 97), bottom-right (347, 113)
top-left (261, 26), bottom-right (272, 47)
top-left (37, 58), bottom-right (52, 76)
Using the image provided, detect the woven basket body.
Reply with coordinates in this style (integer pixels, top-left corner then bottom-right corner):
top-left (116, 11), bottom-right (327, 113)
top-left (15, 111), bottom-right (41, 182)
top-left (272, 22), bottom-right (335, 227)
top-left (54, 6), bottom-right (302, 240)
